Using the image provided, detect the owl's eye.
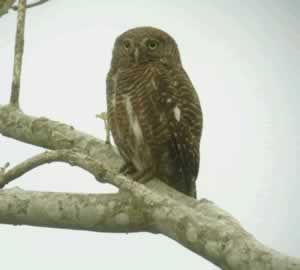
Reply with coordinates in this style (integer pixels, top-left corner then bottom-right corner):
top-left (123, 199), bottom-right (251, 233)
top-left (123, 40), bottom-right (131, 49)
top-left (146, 40), bottom-right (159, 50)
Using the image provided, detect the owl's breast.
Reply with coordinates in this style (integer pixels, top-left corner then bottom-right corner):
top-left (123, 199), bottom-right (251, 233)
top-left (109, 65), bottom-right (167, 172)
top-left (113, 91), bottom-right (152, 171)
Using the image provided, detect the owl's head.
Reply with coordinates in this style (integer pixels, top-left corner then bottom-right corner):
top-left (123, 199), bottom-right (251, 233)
top-left (111, 27), bottom-right (182, 68)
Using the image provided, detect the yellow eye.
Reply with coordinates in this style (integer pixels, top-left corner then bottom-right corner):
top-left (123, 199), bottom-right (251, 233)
top-left (123, 40), bottom-right (131, 49)
top-left (146, 40), bottom-right (159, 50)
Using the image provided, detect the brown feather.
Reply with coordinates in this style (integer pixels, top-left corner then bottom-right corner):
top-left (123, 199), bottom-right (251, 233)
top-left (106, 27), bottom-right (203, 198)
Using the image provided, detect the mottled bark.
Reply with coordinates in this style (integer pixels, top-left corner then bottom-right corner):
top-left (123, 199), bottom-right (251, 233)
top-left (1, 2), bottom-right (299, 267)
top-left (0, 105), bottom-right (299, 270)
top-left (0, 150), bottom-right (112, 188)
top-left (0, 105), bottom-right (121, 169)
top-left (0, 188), bottom-right (146, 232)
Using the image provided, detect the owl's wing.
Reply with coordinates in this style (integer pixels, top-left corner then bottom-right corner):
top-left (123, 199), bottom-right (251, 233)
top-left (157, 67), bottom-right (203, 197)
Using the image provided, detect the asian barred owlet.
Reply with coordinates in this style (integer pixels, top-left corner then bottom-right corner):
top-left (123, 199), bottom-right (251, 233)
top-left (106, 27), bottom-right (203, 198)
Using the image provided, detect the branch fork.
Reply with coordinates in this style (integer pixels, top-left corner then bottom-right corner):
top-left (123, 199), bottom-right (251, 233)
top-left (0, 1), bottom-right (299, 269)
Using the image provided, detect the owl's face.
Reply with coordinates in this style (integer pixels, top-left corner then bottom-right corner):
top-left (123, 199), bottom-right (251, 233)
top-left (111, 27), bottom-right (181, 68)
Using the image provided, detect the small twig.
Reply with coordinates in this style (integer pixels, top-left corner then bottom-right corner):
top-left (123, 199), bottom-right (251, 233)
top-left (0, 162), bottom-right (9, 187)
top-left (0, 162), bottom-right (10, 173)
top-left (96, 112), bottom-right (111, 145)
top-left (9, 0), bottom-right (27, 108)
top-left (0, 150), bottom-right (119, 189)
top-left (11, 0), bottom-right (49, 10)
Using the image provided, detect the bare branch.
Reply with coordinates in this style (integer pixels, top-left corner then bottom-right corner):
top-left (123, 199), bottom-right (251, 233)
top-left (0, 188), bottom-right (148, 232)
top-left (11, 0), bottom-right (49, 10)
top-left (0, 105), bottom-right (122, 170)
top-left (0, 105), bottom-right (300, 269)
top-left (0, 162), bottom-right (10, 172)
top-left (9, 0), bottom-right (26, 108)
top-left (0, 149), bottom-right (121, 189)
top-left (2, 0), bottom-right (298, 267)
top-left (0, 185), bottom-right (299, 270)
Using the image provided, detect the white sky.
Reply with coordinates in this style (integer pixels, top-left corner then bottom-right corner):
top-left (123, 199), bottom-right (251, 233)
top-left (0, 1), bottom-right (299, 269)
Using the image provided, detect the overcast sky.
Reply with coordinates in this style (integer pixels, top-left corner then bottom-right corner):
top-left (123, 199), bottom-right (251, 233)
top-left (0, 1), bottom-right (299, 269)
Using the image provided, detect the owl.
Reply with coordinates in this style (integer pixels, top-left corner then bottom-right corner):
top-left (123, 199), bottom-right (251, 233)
top-left (106, 27), bottom-right (203, 198)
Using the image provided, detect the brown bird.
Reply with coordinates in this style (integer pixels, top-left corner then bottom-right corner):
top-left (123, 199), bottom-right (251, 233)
top-left (106, 26), bottom-right (203, 198)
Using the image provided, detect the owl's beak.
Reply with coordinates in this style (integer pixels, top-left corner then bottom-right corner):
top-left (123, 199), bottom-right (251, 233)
top-left (134, 47), bottom-right (139, 64)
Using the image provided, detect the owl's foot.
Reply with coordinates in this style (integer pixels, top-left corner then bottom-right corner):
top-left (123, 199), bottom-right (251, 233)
top-left (130, 168), bottom-right (155, 183)
top-left (119, 163), bottom-right (136, 175)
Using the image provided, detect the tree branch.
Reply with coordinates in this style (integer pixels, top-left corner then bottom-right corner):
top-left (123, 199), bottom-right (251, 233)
top-left (0, 185), bottom-right (299, 270)
top-left (0, 150), bottom-right (113, 188)
top-left (2, 0), bottom-right (298, 268)
top-left (9, 0), bottom-right (26, 108)
top-left (0, 188), bottom-right (147, 232)
top-left (0, 105), bottom-right (122, 170)
top-left (11, 0), bottom-right (50, 10)
top-left (0, 104), bottom-right (299, 269)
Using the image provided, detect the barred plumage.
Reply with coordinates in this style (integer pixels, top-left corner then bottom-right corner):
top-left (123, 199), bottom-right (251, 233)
top-left (106, 27), bottom-right (203, 198)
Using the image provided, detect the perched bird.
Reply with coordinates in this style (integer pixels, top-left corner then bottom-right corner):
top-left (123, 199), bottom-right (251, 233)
top-left (106, 26), bottom-right (203, 198)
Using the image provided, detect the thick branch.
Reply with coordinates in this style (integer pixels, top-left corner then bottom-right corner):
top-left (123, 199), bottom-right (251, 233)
top-left (10, 0), bottom-right (26, 108)
top-left (0, 105), bottom-right (299, 269)
top-left (0, 185), bottom-right (299, 270)
top-left (0, 105), bottom-right (122, 170)
top-left (0, 188), bottom-right (147, 232)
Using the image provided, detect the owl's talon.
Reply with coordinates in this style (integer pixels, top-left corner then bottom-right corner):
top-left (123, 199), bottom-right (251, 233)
top-left (130, 169), bottom-right (155, 183)
top-left (119, 163), bottom-right (136, 175)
